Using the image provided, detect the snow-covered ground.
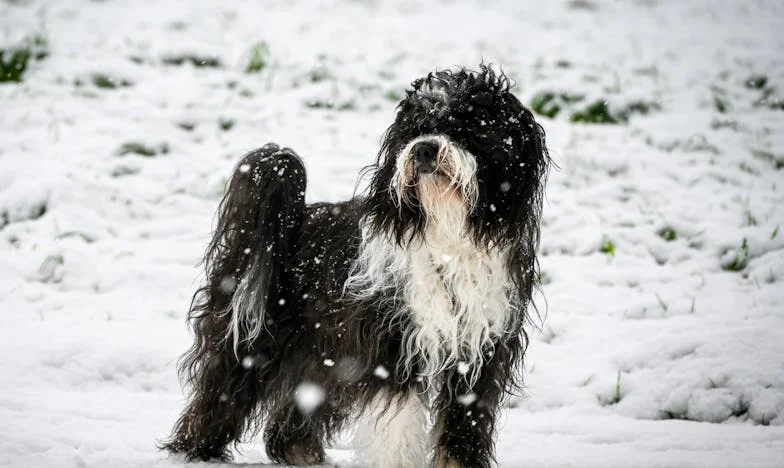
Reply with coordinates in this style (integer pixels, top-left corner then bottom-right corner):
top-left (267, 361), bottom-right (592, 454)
top-left (1, 0), bottom-right (783, 467)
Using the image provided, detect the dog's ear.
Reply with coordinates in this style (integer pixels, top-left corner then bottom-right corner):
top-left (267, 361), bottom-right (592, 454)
top-left (468, 93), bottom-right (550, 249)
top-left (508, 99), bottom-right (550, 225)
top-left (506, 93), bottom-right (549, 191)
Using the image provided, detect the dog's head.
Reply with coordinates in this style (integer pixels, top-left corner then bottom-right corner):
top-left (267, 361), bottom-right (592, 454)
top-left (365, 65), bottom-right (550, 249)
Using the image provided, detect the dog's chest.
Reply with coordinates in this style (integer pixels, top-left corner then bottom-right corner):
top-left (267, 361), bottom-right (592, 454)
top-left (405, 234), bottom-right (510, 353)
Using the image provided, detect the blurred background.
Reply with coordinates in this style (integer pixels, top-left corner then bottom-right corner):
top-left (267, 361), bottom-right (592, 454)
top-left (1, 0), bottom-right (783, 466)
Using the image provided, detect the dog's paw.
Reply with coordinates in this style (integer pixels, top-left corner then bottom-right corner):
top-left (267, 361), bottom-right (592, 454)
top-left (268, 441), bottom-right (325, 466)
top-left (433, 452), bottom-right (493, 468)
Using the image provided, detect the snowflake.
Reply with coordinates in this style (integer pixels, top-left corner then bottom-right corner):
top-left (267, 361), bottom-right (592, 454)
top-left (457, 393), bottom-right (477, 406)
top-left (294, 382), bottom-right (324, 415)
top-left (241, 355), bottom-right (255, 369)
top-left (373, 365), bottom-right (390, 379)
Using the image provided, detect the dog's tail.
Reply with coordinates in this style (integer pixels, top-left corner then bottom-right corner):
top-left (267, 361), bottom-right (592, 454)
top-left (198, 143), bottom-right (306, 359)
top-left (162, 144), bottom-right (306, 461)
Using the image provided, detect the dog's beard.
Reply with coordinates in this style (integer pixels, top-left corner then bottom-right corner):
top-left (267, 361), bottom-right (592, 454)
top-left (416, 173), bottom-right (466, 240)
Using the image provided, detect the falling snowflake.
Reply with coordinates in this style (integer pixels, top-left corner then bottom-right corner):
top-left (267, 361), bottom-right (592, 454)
top-left (218, 276), bottom-right (237, 294)
top-left (500, 181), bottom-right (511, 193)
top-left (241, 355), bottom-right (255, 369)
top-left (278, 298), bottom-right (286, 305)
top-left (457, 361), bottom-right (470, 375)
top-left (373, 365), bottom-right (390, 379)
top-left (294, 382), bottom-right (324, 415)
top-left (238, 163), bottom-right (251, 173)
top-left (323, 359), bottom-right (335, 367)
top-left (457, 393), bottom-right (477, 406)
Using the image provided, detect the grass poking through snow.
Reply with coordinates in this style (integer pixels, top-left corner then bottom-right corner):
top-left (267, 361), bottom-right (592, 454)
top-left (571, 100), bottom-right (618, 124)
top-left (531, 91), bottom-right (659, 124)
top-left (116, 142), bottom-right (169, 157)
top-left (600, 237), bottom-right (616, 257)
top-left (658, 227), bottom-right (678, 242)
top-left (0, 34), bottom-right (48, 83)
top-left (161, 54), bottom-right (222, 68)
top-left (723, 238), bottom-right (750, 272)
top-left (218, 118), bottom-right (235, 131)
top-left (245, 42), bottom-right (270, 74)
top-left (91, 73), bottom-right (132, 89)
top-left (600, 370), bottom-right (624, 406)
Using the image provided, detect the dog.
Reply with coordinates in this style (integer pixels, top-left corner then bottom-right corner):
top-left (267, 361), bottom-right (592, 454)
top-left (162, 65), bottom-right (550, 468)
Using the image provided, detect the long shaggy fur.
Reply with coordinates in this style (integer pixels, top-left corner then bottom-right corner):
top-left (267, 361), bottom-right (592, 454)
top-left (162, 65), bottom-right (550, 467)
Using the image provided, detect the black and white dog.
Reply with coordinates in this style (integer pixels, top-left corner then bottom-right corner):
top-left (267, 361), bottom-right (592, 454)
top-left (163, 65), bottom-right (549, 467)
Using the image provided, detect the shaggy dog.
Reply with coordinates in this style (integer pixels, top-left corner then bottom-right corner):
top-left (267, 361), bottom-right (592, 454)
top-left (162, 65), bottom-right (550, 467)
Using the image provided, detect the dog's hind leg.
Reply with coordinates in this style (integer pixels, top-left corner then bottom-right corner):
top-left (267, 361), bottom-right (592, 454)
top-left (161, 144), bottom-right (307, 461)
top-left (161, 347), bottom-right (269, 461)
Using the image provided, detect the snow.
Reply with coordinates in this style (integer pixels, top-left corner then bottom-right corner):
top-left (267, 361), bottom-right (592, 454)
top-left (373, 365), bottom-right (390, 380)
top-left (295, 382), bottom-right (326, 416)
top-left (457, 393), bottom-right (478, 406)
top-left (1, 0), bottom-right (783, 467)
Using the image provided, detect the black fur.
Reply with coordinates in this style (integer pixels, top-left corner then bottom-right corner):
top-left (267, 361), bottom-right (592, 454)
top-left (162, 65), bottom-right (550, 467)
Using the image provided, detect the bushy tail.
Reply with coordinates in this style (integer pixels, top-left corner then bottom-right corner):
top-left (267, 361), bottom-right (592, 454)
top-left (218, 146), bottom-right (306, 355)
top-left (194, 143), bottom-right (306, 362)
top-left (162, 143), bottom-right (306, 461)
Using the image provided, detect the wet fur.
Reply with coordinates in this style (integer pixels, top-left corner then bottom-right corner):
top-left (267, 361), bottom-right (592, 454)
top-left (162, 65), bottom-right (550, 467)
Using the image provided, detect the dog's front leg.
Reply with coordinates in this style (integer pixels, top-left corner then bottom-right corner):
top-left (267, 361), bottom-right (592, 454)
top-left (431, 348), bottom-right (513, 468)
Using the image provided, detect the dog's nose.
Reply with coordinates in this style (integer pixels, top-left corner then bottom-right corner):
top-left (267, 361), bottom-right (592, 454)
top-left (412, 141), bottom-right (439, 174)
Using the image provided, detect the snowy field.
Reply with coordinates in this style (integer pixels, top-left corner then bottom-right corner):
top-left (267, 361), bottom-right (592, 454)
top-left (1, 0), bottom-right (784, 467)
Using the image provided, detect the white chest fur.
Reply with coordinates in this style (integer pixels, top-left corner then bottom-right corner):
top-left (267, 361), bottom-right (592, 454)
top-left (401, 221), bottom-right (511, 385)
top-left (347, 217), bottom-right (512, 387)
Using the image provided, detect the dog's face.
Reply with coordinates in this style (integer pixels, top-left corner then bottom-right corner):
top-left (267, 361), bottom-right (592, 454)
top-left (367, 66), bottom-right (549, 248)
